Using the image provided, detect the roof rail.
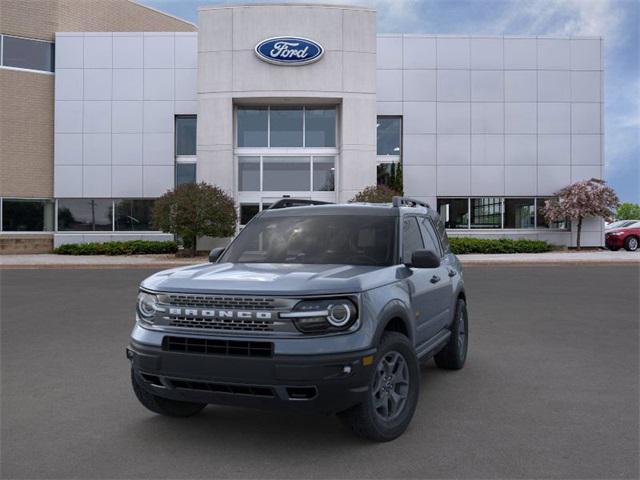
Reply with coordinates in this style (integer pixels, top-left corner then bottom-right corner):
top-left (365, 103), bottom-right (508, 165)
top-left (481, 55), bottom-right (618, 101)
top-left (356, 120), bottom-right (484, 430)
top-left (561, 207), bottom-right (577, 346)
top-left (392, 196), bottom-right (430, 209)
top-left (267, 198), bottom-right (333, 210)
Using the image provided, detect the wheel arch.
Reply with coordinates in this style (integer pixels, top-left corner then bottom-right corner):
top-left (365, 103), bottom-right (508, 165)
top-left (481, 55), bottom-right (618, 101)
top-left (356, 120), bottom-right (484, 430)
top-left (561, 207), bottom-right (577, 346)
top-left (373, 300), bottom-right (414, 346)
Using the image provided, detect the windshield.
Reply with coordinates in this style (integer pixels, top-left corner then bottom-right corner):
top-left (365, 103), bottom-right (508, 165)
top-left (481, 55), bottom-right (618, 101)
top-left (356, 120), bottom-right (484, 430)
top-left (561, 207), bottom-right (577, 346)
top-left (607, 220), bottom-right (636, 229)
top-left (221, 214), bottom-right (397, 266)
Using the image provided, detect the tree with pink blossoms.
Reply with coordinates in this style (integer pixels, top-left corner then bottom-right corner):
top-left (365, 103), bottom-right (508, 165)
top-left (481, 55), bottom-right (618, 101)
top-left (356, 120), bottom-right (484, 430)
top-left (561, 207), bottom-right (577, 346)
top-left (543, 178), bottom-right (619, 250)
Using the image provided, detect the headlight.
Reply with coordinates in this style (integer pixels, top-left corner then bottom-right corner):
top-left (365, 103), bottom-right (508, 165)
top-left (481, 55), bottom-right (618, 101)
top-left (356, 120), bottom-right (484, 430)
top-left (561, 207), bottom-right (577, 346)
top-left (137, 291), bottom-right (159, 323)
top-left (609, 231), bottom-right (624, 236)
top-left (281, 298), bottom-right (358, 334)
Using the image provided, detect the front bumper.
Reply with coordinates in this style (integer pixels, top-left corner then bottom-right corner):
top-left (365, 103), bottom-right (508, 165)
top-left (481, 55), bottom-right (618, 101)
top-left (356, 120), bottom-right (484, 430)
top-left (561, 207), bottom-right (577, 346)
top-left (128, 339), bottom-right (376, 414)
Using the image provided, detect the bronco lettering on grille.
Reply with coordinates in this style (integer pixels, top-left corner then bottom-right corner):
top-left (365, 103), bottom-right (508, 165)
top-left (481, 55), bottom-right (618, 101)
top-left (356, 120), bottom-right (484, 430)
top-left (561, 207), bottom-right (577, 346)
top-left (168, 308), bottom-right (273, 320)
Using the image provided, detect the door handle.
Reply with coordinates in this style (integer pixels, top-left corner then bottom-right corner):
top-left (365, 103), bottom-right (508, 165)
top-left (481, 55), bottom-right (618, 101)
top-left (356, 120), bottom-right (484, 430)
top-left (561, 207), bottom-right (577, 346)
top-left (448, 269), bottom-right (457, 277)
top-left (430, 275), bottom-right (441, 284)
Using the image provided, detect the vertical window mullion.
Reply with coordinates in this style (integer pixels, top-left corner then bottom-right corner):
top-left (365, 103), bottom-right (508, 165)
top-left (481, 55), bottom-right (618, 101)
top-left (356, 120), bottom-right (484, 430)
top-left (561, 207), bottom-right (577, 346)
top-left (302, 106), bottom-right (306, 148)
top-left (0, 197), bottom-right (3, 232)
top-left (1, 35), bottom-right (4, 67)
top-left (112, 200), bottom-right (116, 232)
top-left (534, 198), bottom-right (538, 229)
top-left (259, 155), bottom-right (264, 192)
top-left (310, 156), bottom-right (314, 192)
top-left (267, 106), bottom-right (271, 148)
top-left (501, 198), bottom-right (505, 229)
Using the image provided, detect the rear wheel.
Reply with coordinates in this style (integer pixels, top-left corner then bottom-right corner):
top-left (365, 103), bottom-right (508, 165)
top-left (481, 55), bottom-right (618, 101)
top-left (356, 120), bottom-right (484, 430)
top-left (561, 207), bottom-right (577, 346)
top-left (131, 369), bottom-right (206, 417)
top-left (338, 332), bottom-right (419, 442)
top-left (624, 236), bottom-right (638, 251)
top-left (434, 298), bottom-right (468, 370)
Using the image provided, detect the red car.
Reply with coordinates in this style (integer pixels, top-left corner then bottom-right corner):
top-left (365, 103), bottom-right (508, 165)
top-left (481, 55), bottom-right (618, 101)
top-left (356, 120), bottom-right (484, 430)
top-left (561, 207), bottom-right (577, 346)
top-left (605, 222), bottom-right (640, 251)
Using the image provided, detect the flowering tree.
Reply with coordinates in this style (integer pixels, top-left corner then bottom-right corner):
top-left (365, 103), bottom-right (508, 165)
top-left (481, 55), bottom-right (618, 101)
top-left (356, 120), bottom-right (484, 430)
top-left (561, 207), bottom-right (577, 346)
top-left (543, 178), bottom-right (619, 250)
top-left (152, 182), bottom-right (236, 256)
top-left (350, 184), bottom-right (401, 203)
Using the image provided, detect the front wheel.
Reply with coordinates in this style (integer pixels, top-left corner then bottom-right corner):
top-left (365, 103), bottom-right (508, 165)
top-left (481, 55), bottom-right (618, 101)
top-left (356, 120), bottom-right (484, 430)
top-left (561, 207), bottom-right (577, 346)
top-left (131, 369), bottom-right (206, 417)
top-left (434, 298), bottom-right (468, 370)
top-left (338, 332), bottom-right (419, 442)
top-left (624, 236), bottom-right (638, 251)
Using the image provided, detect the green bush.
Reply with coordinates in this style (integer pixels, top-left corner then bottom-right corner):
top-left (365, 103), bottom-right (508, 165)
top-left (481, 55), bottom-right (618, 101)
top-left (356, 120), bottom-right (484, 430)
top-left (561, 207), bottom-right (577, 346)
top-left (449, 237), bottom-right (553, 254)
top-left (54, 240), bottom-right (178, 256)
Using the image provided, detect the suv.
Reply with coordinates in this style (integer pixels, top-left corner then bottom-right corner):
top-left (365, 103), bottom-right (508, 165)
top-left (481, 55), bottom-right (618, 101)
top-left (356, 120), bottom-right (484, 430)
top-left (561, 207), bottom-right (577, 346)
top-left (128, 197), bottom-right (468, 441)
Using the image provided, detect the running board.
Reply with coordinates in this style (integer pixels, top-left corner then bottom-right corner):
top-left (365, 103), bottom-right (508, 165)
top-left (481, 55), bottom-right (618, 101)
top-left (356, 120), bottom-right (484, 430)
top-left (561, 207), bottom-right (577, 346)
top-left (416, 330), bottom-right (451, 360)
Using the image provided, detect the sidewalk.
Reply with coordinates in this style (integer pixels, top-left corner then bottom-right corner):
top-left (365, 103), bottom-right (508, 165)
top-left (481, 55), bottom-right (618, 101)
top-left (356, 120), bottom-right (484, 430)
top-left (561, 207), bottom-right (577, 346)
top-left (1, 250), bottom-right (639, 268)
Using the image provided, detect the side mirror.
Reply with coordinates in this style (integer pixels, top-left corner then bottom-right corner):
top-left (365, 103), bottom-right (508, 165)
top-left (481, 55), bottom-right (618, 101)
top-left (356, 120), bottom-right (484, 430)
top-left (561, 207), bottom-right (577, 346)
top-left (208, 247), bottom-right (225, 263)
top-left (409, 249), bottom-right (440, 269)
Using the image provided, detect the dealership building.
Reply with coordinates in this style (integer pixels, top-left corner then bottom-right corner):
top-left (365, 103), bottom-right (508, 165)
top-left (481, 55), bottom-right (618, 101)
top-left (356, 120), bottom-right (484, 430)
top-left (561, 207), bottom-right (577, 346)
top-left (0, 1), bottom-right (604, 252)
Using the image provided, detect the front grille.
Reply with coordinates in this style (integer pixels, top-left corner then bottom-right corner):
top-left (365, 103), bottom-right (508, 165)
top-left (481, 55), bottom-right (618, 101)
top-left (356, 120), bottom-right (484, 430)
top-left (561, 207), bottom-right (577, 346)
top-left (168, 316), bottom-right (274, 332)
top-left (165, 294), bottom-right (277, 310)
top-left (162, 336), bottom-right (273, 357)
top-left (168, 378), bottom-right (275, 397)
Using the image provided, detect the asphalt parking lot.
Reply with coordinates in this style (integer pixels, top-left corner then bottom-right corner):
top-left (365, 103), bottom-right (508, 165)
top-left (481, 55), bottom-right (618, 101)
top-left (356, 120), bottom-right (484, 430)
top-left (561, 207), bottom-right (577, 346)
top-left (1, 265), bottom-right (638, 479)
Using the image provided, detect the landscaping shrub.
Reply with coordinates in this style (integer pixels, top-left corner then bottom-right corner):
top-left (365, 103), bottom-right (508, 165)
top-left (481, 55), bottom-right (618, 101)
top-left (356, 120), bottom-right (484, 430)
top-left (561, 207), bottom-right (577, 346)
top-left (449, 237), bottom-right (553, 254)
top-left (54, 240), bottom-right (178, 255)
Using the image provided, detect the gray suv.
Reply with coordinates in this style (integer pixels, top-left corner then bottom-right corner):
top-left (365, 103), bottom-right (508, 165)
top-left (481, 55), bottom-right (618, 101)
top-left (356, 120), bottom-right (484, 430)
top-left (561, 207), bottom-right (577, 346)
top-left (128, 197), bottom-right (468, 441)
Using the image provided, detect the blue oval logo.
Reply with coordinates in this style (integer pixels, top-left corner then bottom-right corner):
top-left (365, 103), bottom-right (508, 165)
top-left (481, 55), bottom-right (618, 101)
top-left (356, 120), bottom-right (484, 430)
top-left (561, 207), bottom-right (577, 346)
top-left (255, 37), bottom-right (324, 66)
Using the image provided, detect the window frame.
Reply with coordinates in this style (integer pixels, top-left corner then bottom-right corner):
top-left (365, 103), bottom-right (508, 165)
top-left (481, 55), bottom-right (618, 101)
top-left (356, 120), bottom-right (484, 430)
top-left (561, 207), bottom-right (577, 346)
top-left (401, 215), bottom-right (425, 265)
top-left (0, 197), bottom-right (54, 232)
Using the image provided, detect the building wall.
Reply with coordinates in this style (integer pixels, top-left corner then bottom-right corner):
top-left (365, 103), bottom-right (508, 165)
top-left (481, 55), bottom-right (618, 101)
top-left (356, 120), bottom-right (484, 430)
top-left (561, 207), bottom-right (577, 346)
top-left (377, 35), bottom-right (604, 246)
top-left (197, 4), bottom-right (377, 203)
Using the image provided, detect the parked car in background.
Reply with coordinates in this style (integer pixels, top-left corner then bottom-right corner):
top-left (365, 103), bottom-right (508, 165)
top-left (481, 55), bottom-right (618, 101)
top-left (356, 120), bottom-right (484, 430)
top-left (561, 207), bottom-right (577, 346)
top-left (605, 220), bottom-right (639, 230)
top-left (605, 223), bottom-right (640, 251)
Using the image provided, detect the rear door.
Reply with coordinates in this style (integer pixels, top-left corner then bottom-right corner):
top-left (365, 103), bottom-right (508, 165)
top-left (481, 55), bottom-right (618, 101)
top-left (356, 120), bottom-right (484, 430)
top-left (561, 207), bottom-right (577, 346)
top-left (402, 216), bottom-right (447, 345)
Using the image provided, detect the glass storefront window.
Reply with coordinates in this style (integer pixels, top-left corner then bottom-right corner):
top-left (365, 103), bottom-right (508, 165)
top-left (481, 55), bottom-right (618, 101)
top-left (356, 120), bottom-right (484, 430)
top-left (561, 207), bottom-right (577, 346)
top-left (57, 199), bottom-right (111, 231)
top-left (2, 35), bottom-right (54, 72)
top-left (313, 157), bottom-right (335, 191)
top-left (536, 198), bottom-right (569, 229)
top-left (436, 198), bottom-right (469, 229)
top-left (377, 117), bottom-right (401, 156)
top-left (263, 156), bottom-right (310, 191)
top-left (2, 199), bottom-right (54, 231)
top-left (504, 198), bottom-right (535, 228)
top-left (269, 107), bottom-right (303, 147)
top-left (240, 204), bottom-right (260, 225)
top-left (176, 163), bottom-right (196, 186)
top-left (305, 108), bottom-right (336, 147)
top-left (175, 116), bottom-right (196, 156)
top-left (238, 156), bottom-right (260, 191)
top-left (471, 197), bottom-right (502, 229)
top-left (237, 107), bottom-right (268, 147)
top-left (377, 161), bottom-right (402, 191)
top-left (114, 199), bottom-right (155, 231)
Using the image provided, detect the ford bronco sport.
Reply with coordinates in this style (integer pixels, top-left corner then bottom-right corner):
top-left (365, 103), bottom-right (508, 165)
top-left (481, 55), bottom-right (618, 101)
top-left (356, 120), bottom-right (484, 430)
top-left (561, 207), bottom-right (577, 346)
top-left (128, 197), bottom-right (468, 441)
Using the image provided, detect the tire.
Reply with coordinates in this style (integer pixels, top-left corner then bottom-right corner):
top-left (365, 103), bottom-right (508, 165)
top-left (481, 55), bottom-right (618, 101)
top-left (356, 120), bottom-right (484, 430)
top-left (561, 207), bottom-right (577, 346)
top-left (338, 332), bottom-right (419, 442)
top-left (624, 236), bottom-right (639, 252)
top-left (434, 298), bottom-right (468, 370)
top-left (131, 369), bottom-right (206, 417)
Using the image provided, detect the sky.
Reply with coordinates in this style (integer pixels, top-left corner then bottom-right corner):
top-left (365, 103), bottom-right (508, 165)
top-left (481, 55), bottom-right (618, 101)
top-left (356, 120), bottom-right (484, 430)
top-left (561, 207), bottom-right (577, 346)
top-left (141, 0), bottom-right (639, 203)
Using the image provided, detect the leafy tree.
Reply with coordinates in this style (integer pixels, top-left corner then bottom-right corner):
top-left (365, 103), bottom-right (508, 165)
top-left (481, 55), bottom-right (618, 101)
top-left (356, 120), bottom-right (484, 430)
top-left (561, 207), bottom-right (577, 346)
top-left (543, 178), bottom-right (619, 250)
top-left (616, 202), bottom-right (640, 220)
top-left (152, 182), bottom-right (237, 256)
top-left (350, 184), bottom-right (401, 203)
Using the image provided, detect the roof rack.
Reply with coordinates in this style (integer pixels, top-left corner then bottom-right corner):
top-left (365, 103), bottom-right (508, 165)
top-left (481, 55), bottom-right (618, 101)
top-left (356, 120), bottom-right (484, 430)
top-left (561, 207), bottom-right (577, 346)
top-left (392, 196), bottom-right (430, 209)
top-left (267, 198), bottom-right (334, 210)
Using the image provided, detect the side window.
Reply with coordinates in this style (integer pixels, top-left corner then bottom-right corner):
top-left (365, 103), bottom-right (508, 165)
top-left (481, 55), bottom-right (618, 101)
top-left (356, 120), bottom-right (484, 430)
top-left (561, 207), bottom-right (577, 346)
top-left (419, 217), bottom-right (442, 257)
top-left (402, 217), bottom-right (424, 264)
top-left (435, 215), bottom-right (451, 253)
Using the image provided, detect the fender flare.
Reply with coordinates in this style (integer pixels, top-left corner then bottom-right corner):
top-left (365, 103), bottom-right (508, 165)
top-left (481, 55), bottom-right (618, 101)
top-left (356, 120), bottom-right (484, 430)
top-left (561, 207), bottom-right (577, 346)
top-left (372, 299), bottom-right (414, 346)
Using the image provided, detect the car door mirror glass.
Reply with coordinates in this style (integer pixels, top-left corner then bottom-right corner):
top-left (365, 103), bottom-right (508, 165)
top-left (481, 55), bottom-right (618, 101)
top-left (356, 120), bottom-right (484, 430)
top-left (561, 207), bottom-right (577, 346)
top-left (409, 249), bottom-right (440, 269)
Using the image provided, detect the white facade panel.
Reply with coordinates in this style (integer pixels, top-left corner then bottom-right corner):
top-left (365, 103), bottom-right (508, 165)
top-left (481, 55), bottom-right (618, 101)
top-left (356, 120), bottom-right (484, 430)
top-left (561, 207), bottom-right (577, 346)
top-left (402, 36), bottom-right (436, 69)
top-left (83, 35), bottom-right (112, 68)
top-left (84, 69), bottom-right (112, 100)
top-left (436, 38), bottom-right (470, 69)
top-left (82, 133), bottom-right (111, 165)
top-left (470, 38), bottom-right (503, 69)
top-left (113, 36), bottom-right (143, 68)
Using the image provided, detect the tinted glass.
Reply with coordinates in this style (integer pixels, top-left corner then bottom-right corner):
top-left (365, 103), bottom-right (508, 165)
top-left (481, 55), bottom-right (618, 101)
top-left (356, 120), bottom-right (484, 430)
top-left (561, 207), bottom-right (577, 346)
top-left (471, 197), bottom-right (502, 229)
top-left (114, 199), bottom-right (155, 231)
top-left (176, 163), bottom-right (196, 186)
top-left (237, 107), bottom-right (268, 147)
top-left (57, 199), bottom-right (110, 231)
top-left (270, 107), bottom-right (303, 147)
top-left (504, 198), bottom-right (535, 228)
top-left (377, 117), bottom-right (401, 156)
top-left (305, 107), bottom-right (336, 147)
top-left (263, 156), bottom-right (310, 191)
top-left (175, 116), bottom-right (196, 155)
top-left (313, 157), bottom-right (335, 191)
top-left (221, 215), bottom-right (396, 266)
top-left (240, 204), bottom-right (259, 225)
top-left (377, 161), bottom-right (402, 190)
top-left (437, 198), bottom-right (469, 229)
top-left (3, 199), bottom-right (53, 231)
top-left (402, 217), bottom-right (424, 264)
top-left (536, 197), bottom-right (568, 229)
top-left (238, 156), bottom-right (260, 191)
top-left (419, 217), bottom-right (441, 256)
top-left (2, 36), bottom-right (54, 72)
top-left (434, 215), bottom-right (451, 253)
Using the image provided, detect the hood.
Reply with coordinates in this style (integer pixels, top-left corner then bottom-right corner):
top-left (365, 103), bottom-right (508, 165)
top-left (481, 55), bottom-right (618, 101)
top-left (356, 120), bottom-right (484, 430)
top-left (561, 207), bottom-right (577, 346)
top-left (141, 262), bottom-right (400, 296)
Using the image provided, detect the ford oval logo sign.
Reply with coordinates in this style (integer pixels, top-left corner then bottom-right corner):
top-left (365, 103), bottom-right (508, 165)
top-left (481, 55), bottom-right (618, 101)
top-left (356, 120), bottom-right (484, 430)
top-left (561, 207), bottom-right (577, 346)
top-left (255, 37), bottom-right (324, 66)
